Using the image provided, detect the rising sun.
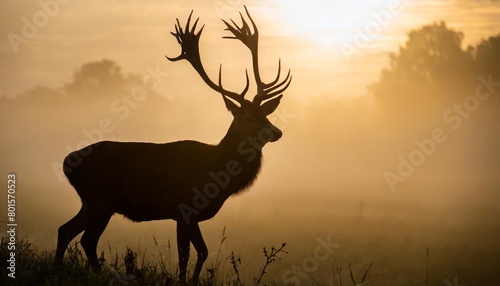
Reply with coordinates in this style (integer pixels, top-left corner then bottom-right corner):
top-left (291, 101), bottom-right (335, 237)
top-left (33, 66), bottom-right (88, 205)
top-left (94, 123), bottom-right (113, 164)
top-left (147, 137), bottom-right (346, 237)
top-left (273, 0), bottom-right (402, 47)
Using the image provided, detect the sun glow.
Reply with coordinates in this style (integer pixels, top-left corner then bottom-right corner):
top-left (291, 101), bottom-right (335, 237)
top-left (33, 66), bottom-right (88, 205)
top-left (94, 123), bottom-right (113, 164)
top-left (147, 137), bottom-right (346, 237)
top-left (273, 0), bottom-right (402, 47)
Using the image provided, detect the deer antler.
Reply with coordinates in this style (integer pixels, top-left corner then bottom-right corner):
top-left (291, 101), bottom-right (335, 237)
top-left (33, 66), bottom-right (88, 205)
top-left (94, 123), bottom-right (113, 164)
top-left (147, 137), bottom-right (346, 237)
top-left (222, 6), bottom-right (292, 105)
top-left (166, 11), bottom-right (248, 103)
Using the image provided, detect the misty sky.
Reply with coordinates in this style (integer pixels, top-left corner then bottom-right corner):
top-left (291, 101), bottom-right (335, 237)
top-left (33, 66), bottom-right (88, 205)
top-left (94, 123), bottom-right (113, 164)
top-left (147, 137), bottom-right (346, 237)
top-left (1, 1), bottom-right (500, 284)
top-left (1, 0), bottom-right (500, 99)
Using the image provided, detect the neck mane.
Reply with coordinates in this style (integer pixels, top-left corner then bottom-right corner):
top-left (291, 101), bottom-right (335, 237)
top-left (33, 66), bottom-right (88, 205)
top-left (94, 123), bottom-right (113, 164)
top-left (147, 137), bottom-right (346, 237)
top-left (216, 122), bottom-right (263, 196)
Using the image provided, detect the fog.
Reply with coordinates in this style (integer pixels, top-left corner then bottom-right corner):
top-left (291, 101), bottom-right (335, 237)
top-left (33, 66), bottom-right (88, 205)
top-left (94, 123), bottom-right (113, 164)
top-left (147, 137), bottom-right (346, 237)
top-left (1, 1), bottom-right (500, 285)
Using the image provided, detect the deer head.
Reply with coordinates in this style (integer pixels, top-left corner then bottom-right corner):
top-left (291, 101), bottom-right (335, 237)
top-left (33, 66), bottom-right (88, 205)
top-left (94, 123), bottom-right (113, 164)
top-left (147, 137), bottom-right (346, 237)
top-left (166, 6), bottom-right (291, 146)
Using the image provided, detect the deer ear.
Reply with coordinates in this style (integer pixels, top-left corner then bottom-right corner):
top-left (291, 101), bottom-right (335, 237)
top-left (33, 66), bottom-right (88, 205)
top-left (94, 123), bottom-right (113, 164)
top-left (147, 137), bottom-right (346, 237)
top-left (260, 95), bottom-right (282, 115)
top-left (222, 94), bottom-right (240, 115)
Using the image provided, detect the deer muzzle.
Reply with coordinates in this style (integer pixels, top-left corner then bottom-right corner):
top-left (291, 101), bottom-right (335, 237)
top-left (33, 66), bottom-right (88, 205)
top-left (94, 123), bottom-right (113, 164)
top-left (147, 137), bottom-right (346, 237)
top-left (268, 124), bottom-right (282, 142)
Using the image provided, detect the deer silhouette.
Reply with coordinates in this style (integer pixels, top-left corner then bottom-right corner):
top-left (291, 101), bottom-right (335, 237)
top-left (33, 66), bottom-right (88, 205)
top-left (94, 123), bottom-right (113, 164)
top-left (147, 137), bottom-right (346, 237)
top-left (54, 6), bottom-right (291, 285)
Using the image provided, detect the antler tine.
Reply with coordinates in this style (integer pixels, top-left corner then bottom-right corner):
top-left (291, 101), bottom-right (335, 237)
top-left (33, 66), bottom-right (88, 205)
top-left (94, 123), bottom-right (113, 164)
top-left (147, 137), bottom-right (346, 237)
top-left (264, 72), bottom-right (292, 98)
top-left (243, 5), bottom-right (258, 37)
top-left (176, 18), bottom-right (183, 36)
top-left (222, 6), bottom-right (257, 42)
top-left (241, 69), bottom-right (250, 98)
top-left (217, 65), bottom-right (248, 103)
top-left (239, 12), bottom-right (252, 35)
top-left (264, 69), bottom-right (291, 93)
top-left (262, 59), bottom-right (283, 88)
top-left (254, 70), bottom-right (292, 104)
top-left (185, 10), bottom-right (193, 33)
top-left (221, 19), bottom-right (240, 40)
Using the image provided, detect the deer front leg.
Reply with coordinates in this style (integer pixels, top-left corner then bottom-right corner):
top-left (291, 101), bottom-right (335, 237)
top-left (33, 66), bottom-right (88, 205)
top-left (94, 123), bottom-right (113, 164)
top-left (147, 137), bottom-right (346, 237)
top-left (177, 221), bottom-right (208, 285)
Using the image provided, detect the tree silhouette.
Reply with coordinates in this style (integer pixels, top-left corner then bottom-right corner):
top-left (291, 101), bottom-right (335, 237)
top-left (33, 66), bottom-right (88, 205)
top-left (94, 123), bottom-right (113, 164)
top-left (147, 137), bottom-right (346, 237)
top-left (370, 22), bottom-right (500, 173)
top-left (474, 34), bottom-right (500, 80)
top-left (370, 22), bottom-right (474, 117)
top-left (64, 59), bottom-right (128, 97)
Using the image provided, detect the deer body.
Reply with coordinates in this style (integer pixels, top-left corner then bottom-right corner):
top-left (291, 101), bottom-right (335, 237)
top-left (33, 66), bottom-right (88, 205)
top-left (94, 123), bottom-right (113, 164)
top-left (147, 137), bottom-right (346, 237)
top-left (64, 133), bottom-right (262, 223)
top-left (55, 6), bottom-right (290, 285)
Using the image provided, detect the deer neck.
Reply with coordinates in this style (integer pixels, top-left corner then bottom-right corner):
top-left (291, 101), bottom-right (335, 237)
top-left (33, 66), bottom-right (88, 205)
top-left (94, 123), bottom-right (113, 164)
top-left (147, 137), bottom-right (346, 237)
top-left (218, 122), bottom-right (262, 161)
top-left (215, 123), bottom-right (263, 195)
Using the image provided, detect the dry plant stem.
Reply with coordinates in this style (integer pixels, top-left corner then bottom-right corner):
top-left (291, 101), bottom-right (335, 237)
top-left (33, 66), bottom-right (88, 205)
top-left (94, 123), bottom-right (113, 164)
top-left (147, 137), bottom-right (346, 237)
top-left (425, 247), bottom-right (430, 286)
top-left (332, 256), bottom-right (343, 286)
top-left (349, 263), bottom-right (356, 285)
top-left (349, 261), bottom-right (373, 286)
top-left (360, 262), bottom-right (373, 284)
top-left (153, 236), bottom-right (168, 277)
top-left (230, 251), bottom-right (243, 286)
top-left (214, 226), bottom-right (227, 277)
top-left (254, 243), bottom-right (287, 286)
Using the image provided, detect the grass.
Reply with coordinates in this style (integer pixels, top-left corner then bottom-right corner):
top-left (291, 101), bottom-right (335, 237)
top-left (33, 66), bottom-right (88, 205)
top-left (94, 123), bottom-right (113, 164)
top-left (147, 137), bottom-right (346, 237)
top-left (0, 231), bottom-right (374, 286)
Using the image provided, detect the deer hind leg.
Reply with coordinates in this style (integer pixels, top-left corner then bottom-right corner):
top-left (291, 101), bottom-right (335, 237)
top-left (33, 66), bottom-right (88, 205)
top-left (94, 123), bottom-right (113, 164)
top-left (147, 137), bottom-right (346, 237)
top-left (80, 204), bottom-right (113, 270)
top-left (55, 202), bottom-right (90, 264)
